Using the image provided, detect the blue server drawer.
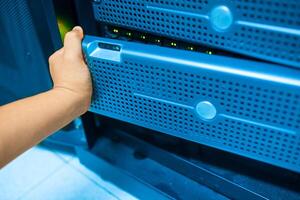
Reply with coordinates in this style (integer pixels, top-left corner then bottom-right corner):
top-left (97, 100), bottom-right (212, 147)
top-left (83, 36), bottom-right (300, 173)
top-left (93, 0), bottom-right (300, 68)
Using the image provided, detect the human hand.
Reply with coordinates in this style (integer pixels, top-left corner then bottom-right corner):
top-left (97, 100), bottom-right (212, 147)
top-left (48, 26), bottom-right (92, 115)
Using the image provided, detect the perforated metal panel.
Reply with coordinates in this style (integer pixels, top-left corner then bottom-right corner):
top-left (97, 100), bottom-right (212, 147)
top-left (83, 36), bottom-right (300, 173)
top-left (93, 0), bottom-right (300, 68)
top-left (0, 0), bottom-right (52, 105)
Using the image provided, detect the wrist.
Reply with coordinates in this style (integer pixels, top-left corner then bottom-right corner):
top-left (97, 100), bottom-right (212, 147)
top-left (51, 86), bottom-right (90, 116)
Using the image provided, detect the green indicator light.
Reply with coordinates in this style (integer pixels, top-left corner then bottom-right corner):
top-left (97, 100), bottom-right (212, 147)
top-left (141, 35), bottom-right (146, 39)
top-left (113, 29), bottom-right (119, 33)
top-left (206, 50), bottom-right (213, 55)
top-left (187, 46), bottom-right (194, 51)
top-left (126, 32), bottom-right (132, 36)
top-left (171, 42), bottom-right (177, 47)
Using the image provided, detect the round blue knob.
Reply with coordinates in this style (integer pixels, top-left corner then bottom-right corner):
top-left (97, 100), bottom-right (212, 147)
top-left (210, 6), bottom-right (233, 31)
top-left (196, 101), bottom-right (217, 120)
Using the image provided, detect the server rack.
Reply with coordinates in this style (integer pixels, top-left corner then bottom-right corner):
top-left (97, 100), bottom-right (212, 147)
top-left (0, 0), bottom-right (299, 199)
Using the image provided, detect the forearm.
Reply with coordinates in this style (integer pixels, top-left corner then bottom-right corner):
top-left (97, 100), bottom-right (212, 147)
top-left (0, 88), bottom-right (85, 168)
top-left (0, 26), bottom-right (91, 168)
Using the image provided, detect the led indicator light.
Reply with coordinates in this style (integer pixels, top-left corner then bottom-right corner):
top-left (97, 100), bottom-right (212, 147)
top-left (188, 46), bottom-right (194, 51)
top-left (206, 50), bottom-right (213, 55)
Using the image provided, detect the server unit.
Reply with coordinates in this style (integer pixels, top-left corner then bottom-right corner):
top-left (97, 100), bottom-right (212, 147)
top-left (93, 0), bottom-right (300, 68)
top-left (83, 36), bottom-right (300, 173)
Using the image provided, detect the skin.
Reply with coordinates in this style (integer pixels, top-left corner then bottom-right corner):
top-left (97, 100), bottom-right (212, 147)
top-left (0, 26), bottom-right (92, 168)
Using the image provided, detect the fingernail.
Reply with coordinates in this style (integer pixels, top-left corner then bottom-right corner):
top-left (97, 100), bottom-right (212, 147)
top-left (73, 26), bottom-right (82, 32)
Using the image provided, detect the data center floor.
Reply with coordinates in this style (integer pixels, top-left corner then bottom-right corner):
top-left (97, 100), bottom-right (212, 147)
top-left (0, 144), bottom-right (137, 200)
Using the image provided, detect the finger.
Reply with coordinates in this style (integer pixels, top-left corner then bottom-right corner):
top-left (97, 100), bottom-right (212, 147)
top-left (63, 26), bottom-right (84, 60)
top-left (48, 48), bottom-right (64, 65)
top-left (55, 47), bottom-right (64, 56)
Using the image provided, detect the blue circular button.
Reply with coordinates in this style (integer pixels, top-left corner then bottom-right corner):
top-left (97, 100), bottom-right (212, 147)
top-left (196, 101), bottom-right (217, 120)
top-left (210, 6), bottom-right (233, 31)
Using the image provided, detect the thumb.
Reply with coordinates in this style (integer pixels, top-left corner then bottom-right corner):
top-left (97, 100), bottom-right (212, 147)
top-left (63, 26), bottom-right (84, 60)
